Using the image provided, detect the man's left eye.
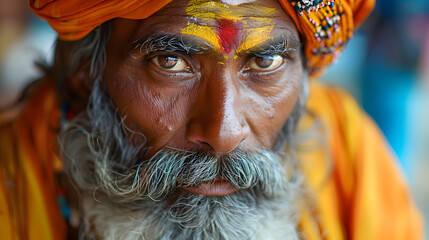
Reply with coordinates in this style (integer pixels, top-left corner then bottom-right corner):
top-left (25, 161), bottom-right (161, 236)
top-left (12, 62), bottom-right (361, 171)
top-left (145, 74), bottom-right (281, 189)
top-left (151, 55), bottom-right (189, 72)
top-left (248, 55), bottom-right (284, 71)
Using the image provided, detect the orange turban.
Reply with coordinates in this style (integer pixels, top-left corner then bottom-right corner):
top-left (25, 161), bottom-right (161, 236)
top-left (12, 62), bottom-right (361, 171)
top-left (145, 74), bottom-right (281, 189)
top-left (30, 0), bottom-right (374, 75)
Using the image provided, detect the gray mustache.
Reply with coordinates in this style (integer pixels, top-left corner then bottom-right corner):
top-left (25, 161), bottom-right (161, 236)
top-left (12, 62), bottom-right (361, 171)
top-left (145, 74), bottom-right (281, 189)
top-left (98, 149), bottom-right (288, 204)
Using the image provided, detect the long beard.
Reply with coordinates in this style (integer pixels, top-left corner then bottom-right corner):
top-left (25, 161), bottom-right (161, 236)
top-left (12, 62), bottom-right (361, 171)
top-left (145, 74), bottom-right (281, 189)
top-left (59, 80), bottom-right (304, 240)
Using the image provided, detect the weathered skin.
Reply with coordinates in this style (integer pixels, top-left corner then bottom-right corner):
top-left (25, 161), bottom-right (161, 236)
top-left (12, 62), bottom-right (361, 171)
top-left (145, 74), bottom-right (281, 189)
top-left (103, 0), bottom-right (303, 161)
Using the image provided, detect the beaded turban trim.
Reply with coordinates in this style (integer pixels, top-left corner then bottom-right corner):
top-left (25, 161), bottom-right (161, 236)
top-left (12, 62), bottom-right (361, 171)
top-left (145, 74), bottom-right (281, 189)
top-left (30, 0), bottom-right (374, 75)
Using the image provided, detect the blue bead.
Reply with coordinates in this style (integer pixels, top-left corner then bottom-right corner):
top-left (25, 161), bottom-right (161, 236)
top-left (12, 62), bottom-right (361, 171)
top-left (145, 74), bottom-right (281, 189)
top-left (329, 2), bottom-right (335, 8)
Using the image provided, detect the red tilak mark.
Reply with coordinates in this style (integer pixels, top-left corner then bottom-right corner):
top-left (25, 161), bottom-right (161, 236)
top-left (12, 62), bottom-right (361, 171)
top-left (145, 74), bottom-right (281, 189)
top-left (215, 19), bottom-right (242, 54)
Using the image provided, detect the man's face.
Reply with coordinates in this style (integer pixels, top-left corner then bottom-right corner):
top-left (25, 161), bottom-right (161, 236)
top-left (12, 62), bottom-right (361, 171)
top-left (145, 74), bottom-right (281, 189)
top-left (61, 0), bottom-right (305, 238)
top-left (103, 0), bottom-right (303, 158)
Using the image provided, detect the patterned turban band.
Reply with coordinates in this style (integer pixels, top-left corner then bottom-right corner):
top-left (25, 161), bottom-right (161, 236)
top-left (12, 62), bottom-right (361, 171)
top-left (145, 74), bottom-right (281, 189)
top-left (30, 0), bottom-right (374, 75)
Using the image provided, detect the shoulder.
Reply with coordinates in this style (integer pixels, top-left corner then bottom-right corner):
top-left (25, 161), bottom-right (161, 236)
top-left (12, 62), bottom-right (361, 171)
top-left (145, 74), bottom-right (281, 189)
top-left (298, 82), bottom-right (424, 240)
top-left (302, 82), bottom-right (365, 168)
top-left (0, 77), bottom-right (66, 239)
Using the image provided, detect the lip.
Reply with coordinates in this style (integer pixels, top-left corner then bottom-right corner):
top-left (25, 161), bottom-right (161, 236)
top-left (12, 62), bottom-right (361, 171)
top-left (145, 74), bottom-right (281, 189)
top-left (180, 179), bottom-right (240, 196)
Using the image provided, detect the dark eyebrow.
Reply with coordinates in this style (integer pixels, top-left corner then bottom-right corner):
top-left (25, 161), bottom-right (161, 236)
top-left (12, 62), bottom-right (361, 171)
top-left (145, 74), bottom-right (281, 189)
top-left (241, 35), bottom-right (302, 57)
top-left (130, 35), bottom-right (209, 55)
top-left (129, 33), bottom-right (302, 57)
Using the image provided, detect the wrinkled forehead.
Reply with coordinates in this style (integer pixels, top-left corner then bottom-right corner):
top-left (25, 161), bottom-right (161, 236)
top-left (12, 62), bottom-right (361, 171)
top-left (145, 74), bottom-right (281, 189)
top-left (159, 0), bottom-right (293, 25)
top-left (117, 0), bottom-right (300, 51)
top-left (175, 0), bottom-right (276, 19)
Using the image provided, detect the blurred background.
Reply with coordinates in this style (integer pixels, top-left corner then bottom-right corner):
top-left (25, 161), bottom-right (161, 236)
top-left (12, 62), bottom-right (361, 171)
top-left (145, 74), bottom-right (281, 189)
top-left (321, 0), bottom-right (429, 236)
top-left (0, 0), bottom-right (428, 237)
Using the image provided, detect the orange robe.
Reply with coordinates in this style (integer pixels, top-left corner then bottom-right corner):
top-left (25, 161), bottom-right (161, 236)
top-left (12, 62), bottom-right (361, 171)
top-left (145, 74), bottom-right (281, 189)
top-left (0, 78), bottom-right (423, 239)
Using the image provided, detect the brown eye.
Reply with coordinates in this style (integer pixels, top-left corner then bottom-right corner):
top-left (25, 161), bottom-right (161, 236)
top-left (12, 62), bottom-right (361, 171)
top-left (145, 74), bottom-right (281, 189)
top-left (249, 55), bottom-right (283, 71)
top-left (152, 55), bottom-right (189, 71)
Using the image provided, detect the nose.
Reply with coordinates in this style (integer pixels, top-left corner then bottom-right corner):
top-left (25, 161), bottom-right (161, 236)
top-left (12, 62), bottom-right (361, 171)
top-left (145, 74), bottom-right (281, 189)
top-left (186, 71), bottom-right (250, 153)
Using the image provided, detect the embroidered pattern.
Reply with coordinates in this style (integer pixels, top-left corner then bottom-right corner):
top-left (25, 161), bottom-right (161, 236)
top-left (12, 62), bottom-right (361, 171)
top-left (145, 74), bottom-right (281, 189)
top-left (288, 0), bottom-right (350, 73)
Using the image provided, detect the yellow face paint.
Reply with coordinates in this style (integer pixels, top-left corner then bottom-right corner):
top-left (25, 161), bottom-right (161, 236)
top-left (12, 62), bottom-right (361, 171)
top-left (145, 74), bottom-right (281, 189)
top-left (185, 0), bottom-right (243, 21)
top-left (235, 25), bottom-right (274, 53)
top-left (181, 23), bottom-right (221, 51)
top-left (181, 0), bottom-right (276, 55)
top-left (185, 0), bottom-right (276, 21)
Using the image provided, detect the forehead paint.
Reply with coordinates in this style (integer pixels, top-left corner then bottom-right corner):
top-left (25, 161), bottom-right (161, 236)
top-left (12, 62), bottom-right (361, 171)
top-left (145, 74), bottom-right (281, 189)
top-left (181, 23), bottom-right (221, 50)
top-left (215, 19), bottom-right (242, 54)
top-left (235, 25), bottom-right (274, 53)
top-left (185, 0), bottom-right (276, 21)
top-left (181, 0), bottom-right (276, 54)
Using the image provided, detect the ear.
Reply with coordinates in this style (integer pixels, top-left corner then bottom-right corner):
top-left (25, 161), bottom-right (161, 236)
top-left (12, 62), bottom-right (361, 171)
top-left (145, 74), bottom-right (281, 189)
top-left (60, 64), bottom-right (91, 116)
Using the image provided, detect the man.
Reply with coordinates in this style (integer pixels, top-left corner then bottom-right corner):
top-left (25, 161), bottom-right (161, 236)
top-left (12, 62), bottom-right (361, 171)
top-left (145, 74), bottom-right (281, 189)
top-left (0, 0), bottom-right (423, 239)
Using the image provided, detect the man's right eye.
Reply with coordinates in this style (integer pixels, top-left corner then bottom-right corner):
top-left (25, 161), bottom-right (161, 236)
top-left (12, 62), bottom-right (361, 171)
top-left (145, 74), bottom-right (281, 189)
top-left (151, 55), bottom-right (190, 72)
top-left (247, 55), bottom-right (284, 72)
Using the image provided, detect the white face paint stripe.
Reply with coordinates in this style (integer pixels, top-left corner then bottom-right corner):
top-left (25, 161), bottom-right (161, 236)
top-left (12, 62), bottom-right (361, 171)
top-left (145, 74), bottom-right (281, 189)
top-left (220, 0), bottom-right (257, 6)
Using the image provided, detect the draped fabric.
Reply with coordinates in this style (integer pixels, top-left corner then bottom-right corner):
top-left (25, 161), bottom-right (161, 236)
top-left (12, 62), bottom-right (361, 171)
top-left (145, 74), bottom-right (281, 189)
top-left (0, 78), bottom-right (423, 239)
top-left (297, 82), bottom-right (423, 240)
top-left (29, 0), bottom-right (375, 75)
top-left (0, 79), bottom-right (66, 239)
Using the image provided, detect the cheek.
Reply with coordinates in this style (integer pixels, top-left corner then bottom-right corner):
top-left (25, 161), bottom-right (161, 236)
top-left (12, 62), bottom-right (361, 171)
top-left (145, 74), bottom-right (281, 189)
top-left (104, 63), bottom-right (193, 148)
top-left (243, 73), bottom-right (301, 148)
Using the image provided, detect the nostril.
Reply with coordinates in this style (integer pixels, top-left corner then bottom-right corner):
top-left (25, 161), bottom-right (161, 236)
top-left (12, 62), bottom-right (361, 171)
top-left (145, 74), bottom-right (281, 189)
top-left (192, 136), bottom-right (205, 144)
top-left (195, 140), bottom-right (217, 151)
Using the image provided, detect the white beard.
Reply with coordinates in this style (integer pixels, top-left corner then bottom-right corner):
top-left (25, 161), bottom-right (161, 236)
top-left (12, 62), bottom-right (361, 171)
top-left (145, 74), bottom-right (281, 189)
top-left (79, 191), bottom-right (300, 240)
